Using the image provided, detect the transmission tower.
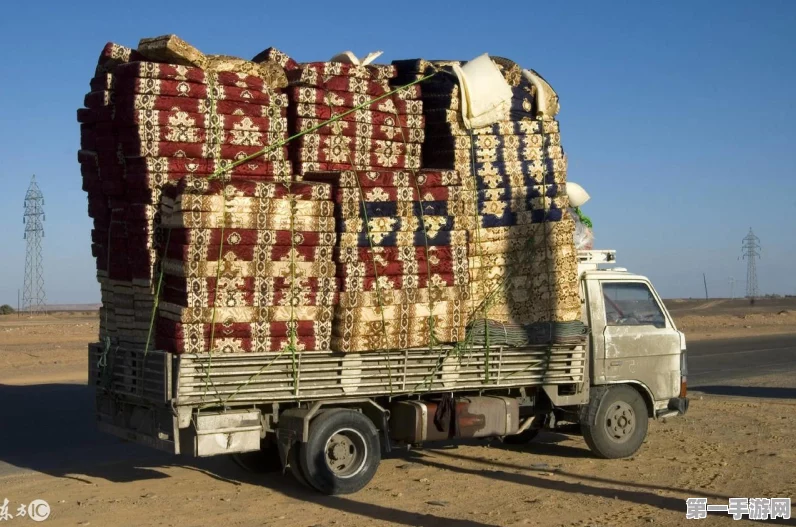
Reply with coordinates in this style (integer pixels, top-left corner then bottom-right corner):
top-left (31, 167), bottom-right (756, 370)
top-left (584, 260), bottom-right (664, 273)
top-left (22, 175), bottom-right (46, 314)
top-left (741, 228), bottom-right (760, 303)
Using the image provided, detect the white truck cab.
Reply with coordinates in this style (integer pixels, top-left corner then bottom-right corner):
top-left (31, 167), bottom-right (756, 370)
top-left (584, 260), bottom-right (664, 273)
top-left (566, 250), bottom-right (689, 458)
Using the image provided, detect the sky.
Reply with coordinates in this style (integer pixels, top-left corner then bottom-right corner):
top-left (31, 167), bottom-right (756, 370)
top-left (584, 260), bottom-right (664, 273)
top-left (0, 0), bottom-right (794, 305)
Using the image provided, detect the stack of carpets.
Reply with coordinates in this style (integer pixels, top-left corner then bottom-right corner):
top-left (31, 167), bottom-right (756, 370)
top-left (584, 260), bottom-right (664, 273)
top-left (154, 178), bottom-right (336, 353)
top-left (392, 58), bottom-right (581, 325)
top-left (259, 48), bottom-right (425, 177)
top-left (78, 36), bottom-right (290, 349)
top-left (306, 169), bottom-right (471, 352)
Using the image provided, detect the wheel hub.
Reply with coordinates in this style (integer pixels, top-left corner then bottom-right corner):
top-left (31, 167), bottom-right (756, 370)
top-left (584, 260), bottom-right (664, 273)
top-left (605, 401), bottom-right (635, 443)
top-left (324, 429), bottom-right (367, 478)
top-left (329, 436), bottom-right (352, 462)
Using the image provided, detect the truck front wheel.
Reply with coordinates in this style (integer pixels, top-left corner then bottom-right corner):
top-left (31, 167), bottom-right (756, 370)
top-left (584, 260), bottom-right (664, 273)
top-left (582, 385), bottom-right (648, 459)
top-left (299, 409), bottom-right (381, 495)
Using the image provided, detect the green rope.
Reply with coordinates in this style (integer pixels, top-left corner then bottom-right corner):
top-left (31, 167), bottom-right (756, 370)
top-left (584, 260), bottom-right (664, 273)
top-left (464, 126), bottom-right (493, 382)
top-left (318, 76), bottom-right (448, 395)
top-left (340, 148), bottom-right (393, 394)
top-left (98, 211), bottom-right (122, 371)
top-left (386, 90), bottom-right (439, 351)
top-left (132, 71), bottom-right (438, 406)
top-left (144, 226), bottom-right (171, 356)
top-left (199, 183), bottom-right (303, 409)
top-left (198, 348), bottom-right (289, 409)
top-left (411, 345), bottom-right (454, 392)
top-left (206, 72), bottom-right (439, 182)
top-left (287, 191), bottom-right (299, 394)
top-left (574, 206), bottom-right (592, 228)
top-left (202, 72), bottom-right (224, 404)
top-left (537, 119), bottom-right (557, 375)
top-left (200, 190), bottom-right (228, 403)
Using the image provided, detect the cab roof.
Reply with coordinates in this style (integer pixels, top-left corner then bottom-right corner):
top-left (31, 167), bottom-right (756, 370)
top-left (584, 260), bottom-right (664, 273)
top-left (581, 269), bottom-right (649, 282)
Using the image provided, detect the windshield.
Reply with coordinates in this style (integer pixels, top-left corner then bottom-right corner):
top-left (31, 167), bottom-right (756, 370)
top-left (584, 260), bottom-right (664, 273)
top-left (602, 282), bottom-right (666, 329)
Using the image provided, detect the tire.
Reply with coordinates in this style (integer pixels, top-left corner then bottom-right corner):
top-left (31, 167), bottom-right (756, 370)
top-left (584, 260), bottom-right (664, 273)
top-left (288, 442), bottom-right (313, 489)
top-left (299, 409), bottom-right (381, 495)
top-left (582, 385), bottom-right (649, 459)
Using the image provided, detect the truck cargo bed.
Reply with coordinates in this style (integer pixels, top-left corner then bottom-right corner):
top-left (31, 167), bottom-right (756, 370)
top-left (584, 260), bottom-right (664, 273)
top-left (89, 342), bottom-right (586, 408)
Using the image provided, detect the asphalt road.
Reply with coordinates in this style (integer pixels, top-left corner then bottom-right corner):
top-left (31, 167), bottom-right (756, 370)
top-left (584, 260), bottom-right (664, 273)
top-left (687, 333), bottom-right (796, 389)
top-left (0, 334), bottom-right (794, 478)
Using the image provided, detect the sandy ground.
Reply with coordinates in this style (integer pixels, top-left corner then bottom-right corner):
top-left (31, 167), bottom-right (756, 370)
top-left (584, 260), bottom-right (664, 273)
top-left (1, 307), bottom-right (795, 527)
top-left (0, 312), bottom-right (98, 384)
top-left (666, 298), bottom-right (796, 341)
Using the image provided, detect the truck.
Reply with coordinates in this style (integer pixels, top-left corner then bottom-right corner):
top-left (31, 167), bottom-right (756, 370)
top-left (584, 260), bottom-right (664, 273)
top-left (89, 249), bottom-right (689, 495)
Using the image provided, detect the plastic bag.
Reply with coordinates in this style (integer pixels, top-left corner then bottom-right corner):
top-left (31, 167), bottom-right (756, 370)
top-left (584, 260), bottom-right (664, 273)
top-left (569, 208), bottom-right (594, 250)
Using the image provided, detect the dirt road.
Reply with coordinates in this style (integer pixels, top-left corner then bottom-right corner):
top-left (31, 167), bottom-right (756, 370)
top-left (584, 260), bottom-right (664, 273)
top-left (1, 312), bottom-right (795, 526)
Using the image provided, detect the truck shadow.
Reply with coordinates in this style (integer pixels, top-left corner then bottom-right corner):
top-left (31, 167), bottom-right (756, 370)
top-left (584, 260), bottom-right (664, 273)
top-left (0, 382), bottom-right (173, 482)
top-left (0, 382), bottom-right (498, 527)
top-left (692, 385), bottom-right (796, 399)
top-left (402, 449), bottom-right (796, 526)
top-left (403, 432), bottom-right (594, 460)
top-left (5, 382), bottom-right (794, 526)
top-left (179, 460), bottom-right (502, 527)
top-left (412, 446), bottom-right (730, 500)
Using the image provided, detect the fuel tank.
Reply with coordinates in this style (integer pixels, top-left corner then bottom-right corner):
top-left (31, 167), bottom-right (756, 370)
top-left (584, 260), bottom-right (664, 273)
top-left (389, 396), bottom-right (519, 443)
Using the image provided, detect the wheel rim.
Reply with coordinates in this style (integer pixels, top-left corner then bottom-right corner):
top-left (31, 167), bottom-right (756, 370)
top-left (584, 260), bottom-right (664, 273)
top-left (324, 427), bottom-right (368, 479)
top-left (605, 401), bottom-right (635, 443)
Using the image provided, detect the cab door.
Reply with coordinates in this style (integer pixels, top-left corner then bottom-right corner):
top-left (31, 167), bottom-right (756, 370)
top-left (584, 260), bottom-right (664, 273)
top-left (599, 280), bottom-right (681, 402)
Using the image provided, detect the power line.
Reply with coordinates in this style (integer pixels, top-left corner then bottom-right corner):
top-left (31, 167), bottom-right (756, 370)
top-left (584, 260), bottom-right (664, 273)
top-left (740, 228), bottom-right (760, 303)
top-left (22, 175), bottom-right (46, 315)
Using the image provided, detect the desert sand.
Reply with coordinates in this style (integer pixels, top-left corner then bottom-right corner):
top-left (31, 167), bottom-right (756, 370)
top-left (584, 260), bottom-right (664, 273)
top-left (0, 302), bottom-right (794, 526)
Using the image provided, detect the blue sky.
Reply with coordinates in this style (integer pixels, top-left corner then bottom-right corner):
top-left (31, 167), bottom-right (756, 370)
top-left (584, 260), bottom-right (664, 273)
top-left (0, 0), bottom-right (794, 304)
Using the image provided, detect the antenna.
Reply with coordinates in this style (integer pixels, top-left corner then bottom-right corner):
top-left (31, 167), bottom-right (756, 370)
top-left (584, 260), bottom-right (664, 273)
top-left (22, 175), bottom-right (46, 315)
top-left (741, 228), bottom-right (760, 304)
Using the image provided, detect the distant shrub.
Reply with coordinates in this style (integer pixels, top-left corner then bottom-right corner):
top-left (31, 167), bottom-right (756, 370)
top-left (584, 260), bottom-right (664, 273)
top-left (0, 304), bottom-right (15, 315)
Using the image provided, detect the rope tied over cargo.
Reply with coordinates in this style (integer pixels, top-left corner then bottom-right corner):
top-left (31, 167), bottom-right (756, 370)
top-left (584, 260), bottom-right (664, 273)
top-left (287, 188), bottom-right (300, 393)
top-left (205, 72), bottom-right (440, 182)
top-left (96, 208), bottom-right (122, 386)
top-left (144, 226), bottom-right (171, 356)
top-left (97, 210), bottom-right (120, 371)
top-left (338, 142), bottom-right (393, 394)
top-left (199, 73), bottom-right (226, 404)
top-left (190, 74), bottom-right (442, 406)
top-left (97, 208), bottom-right (129, 380)
top-left (386, 89), bottom-right (441, 353)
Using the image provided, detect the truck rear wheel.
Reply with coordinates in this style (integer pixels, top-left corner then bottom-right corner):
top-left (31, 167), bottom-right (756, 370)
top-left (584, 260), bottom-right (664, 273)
top-left (288, 442), bottom-right (313, 489)
top-left (299, 409), bottom-right (381, 495)
top-left (582, 385), bottom-right (648, 459)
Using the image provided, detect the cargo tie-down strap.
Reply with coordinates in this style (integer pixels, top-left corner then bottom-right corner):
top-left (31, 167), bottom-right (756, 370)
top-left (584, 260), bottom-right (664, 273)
top-left (105, 57), bottom-right (576, 406)
top-left (160, 70), bottom-right (443, 407)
